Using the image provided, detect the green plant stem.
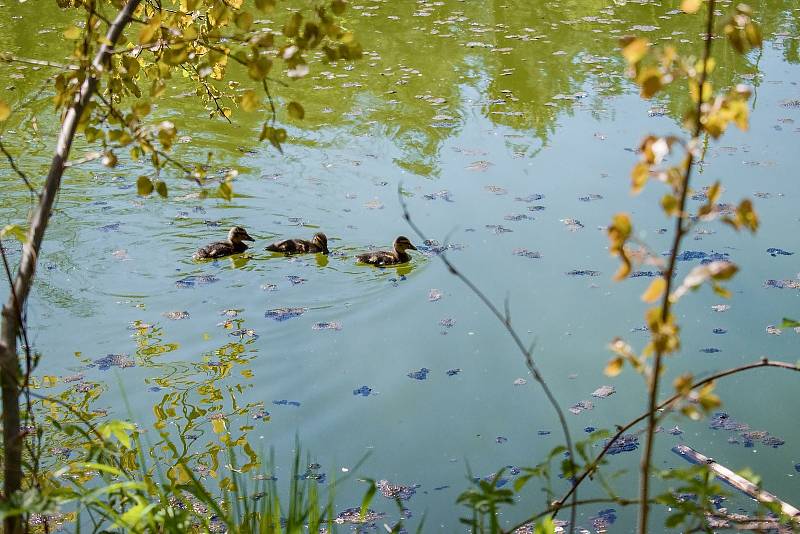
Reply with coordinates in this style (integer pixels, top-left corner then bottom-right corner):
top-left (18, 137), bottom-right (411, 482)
top-left (637, 1), bottom-right (716, 532)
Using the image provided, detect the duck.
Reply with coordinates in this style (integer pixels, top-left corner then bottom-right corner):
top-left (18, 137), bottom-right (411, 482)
top-left (265, 232), bottom-right (329, 255)
top-left (356, 236), bottom-right (418, 266)
top-left (193, 226), bottom-right (255, 260)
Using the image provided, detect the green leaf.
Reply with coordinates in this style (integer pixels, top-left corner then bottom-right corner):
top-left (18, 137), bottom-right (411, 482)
top-left (218, 182), bottom-right (233, 201)
top-left (535, 517), bottom-right (556, 534)
top-left (0, 224), bottom-right (27, 243)
top-left (63, 25), bottom-right (81, 40)
top-left (154, 180), bottom-right (168, 198)
top-left (287, 101), bottom-right (305, 119)
top-left (780, 318), bottom-right (800, 328)
top-left (331, 0), bottom-right (346, 15)
top-left (359, 480), bottom-right (376, 522)
top-left (136, 176), bottom-right (154, 196)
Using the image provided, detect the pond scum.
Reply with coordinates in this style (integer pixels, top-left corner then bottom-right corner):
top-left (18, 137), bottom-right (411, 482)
top-left (1, 0), bottom-right (799, 533)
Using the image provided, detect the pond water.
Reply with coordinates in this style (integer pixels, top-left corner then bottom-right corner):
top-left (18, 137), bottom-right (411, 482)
top-left (1, 0), bottom-right (799, 531)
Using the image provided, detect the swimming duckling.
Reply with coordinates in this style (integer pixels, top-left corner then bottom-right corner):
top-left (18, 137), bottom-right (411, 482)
top-left (356, 236), bottom-right (418, 266)
top-left (265, 232), bottom-right (329, 255)
top-left (193, 226), bottom-right (254, 260)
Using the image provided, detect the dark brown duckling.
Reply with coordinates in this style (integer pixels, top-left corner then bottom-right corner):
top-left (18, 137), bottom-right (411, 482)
top-left (356, 236), bottom-right (417, 266)
top-left (193, 226), bottom-right (254, 260)
top-left (265, 232), bottom-right (329, 255)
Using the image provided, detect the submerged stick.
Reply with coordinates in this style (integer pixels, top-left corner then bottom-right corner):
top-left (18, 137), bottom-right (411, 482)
top-left (672, 444), bottom-right (800, 522)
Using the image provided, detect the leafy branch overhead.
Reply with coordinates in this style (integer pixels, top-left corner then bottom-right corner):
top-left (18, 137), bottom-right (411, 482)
top-left (50, 0), bottom-right (362, 198)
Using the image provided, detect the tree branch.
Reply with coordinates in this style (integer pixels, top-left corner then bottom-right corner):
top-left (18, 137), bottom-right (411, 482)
top-left (638, 2), bottom-right (716, 531)
top-left (0, 2), bottom-right (141, 532)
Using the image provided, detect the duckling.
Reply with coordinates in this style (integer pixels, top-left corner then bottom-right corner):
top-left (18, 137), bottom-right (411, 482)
top-left (265, 232), bottom-right (329, 255)
top-left (193, 226), bottom-right (254, 260)
top-left (356, 236), bottom-right (418, 266)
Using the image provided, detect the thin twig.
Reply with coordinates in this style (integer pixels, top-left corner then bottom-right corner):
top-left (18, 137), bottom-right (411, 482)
top-left (0, 140), bottom-right (38, 198)
top-left (398, 188), bottom-right (578, 534)
top-left (638, 2), bottom-right (717, 531)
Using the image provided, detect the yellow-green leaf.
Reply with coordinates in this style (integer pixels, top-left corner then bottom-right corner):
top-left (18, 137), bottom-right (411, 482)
top-left (641, 277), bottom-right (666, 303)
top-left (604, 356), bottom-right (624, 377)
top-left (219, 182), bottom-right (233, 201)
top-left (287, 101), bottom-right (305, 119)
top-left (138, 15), bottom-right (161, 45)
top-left (680, 0), bottom-right (702, 14)
top-left (137, 176), bottom-right (154, 196)
top-left (240, 90), bottom-right (260, 112)
top-left (154, 180), bottom-right (168, 198)
top-left (63, 25), bottom-right (81, 40)
top-left (621, 37), bottom-right (649, 65)
top-left (0, 100), bottom-right (10, 122)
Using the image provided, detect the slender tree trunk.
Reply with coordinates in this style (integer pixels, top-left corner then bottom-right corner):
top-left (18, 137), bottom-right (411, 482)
top-left (0, 2), bottom-right (140, 532)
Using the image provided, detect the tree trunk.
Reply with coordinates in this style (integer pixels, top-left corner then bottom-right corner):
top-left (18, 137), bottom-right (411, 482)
top-left (0, 2), bottom-right (140, 532)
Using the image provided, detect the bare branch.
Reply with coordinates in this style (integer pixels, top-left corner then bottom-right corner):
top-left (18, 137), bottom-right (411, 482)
top-left (398, 187), bottom-right (579, 534)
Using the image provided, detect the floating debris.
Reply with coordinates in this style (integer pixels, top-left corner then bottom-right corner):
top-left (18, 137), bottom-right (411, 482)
top-left (312, 322), bottom-right (342, 331)
top-left (668, 426), bottom-right (683, 436)
top-left (648, 106), bottom-right (668, 117)
top-left (353, 386), bottom-right (372, 397)
top-left (264, 307), bottom-right (306, 321)
top-left (537, 430), bottom-right (551, 436)
top-left (566, 270), bottom-right (601, 277)
top-left (630, 271), bottom-right (659, 278)
top-left (163, 311), bottom-right (190, 320)
top-left (504, 213), bottom-right (533, 222)
top-left (91, 354), bottom-right (135, 371)
top-left (569, 400), bottom-right (594, 415)
top-left (527, 205), bottom-right (546, 212)
top-left (230, 329), bottom-right (258, 339)
top-left (466, 160), bottom-right (492, 172)
top-left (513, 248), bottom-right (541, 259)
top-left (484, 185), bottom-right (507, 195)
top-left (98, 222), bottom-right (121, 232)
top-left (428, 289), bottom-right (443, 302)
top-left (765, 325), bottom-right (782, 335)
top-left (272, 400), bottom-right (301, 407)
top-left (486, 224), bottom-right (513, 234)
top-left (286, 275), bottom-right (306, 285)
top-left (407, 368), bottom-right (430, 380)
top-left (767, 248), bottom-right (793, 257)
top-left (764, 278), bottom-right (800, 289)
top-left (591, 385), bottom-right (615, 399)
top-left (605, 434), bottom-right (639, 455)
top-left (364, 199), bottom-right (384, 210)
top-left (711, 304), bottom-right (731, 312)
top-left (252, 409), bottom-right (270, 420)
top-left (439, 318), bottom-right (456, 329)
top-left (515, 194), bottom-right (545, 202)
top-left (590, 509), bottom-right (617, 531)
top-left (513, 378), bottom-right (527, 386)
top-left (712, 328), bottom-right (727, 334)
top-left (220, 309), bottom-right (240, 318)
top-left (424, 190), bottom-right (454, 202)
top-left (260, 283), bottom-right (278, 291)
top-left (175, 275), bottom-right (219, 288)
top-left (578, 194), bottom-right (603, 202)
top-left (334, 507), bottom-right (385, 525)
top-left (446, 368), bottom-right (461, 376)
top-left (561, 218), bottom-right (584, 231)
top-left (377, 479), bottom-right (419, 500)
top-left (700, 348), bottom-right (721, 354)
top-left (495, 436), bottom-right (508, 444)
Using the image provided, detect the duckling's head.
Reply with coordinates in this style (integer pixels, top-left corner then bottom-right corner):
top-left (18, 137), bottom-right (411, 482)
top-left (393, 235), bottom-right (417, 252)
top-left (228, 226), bottom-right (255, 243)
top-left (312, 232), bottom-right (329, 254)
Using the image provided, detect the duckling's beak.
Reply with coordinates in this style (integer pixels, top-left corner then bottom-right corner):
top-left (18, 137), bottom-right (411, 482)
top-left (243, 232), bottom-right (255, 242)
top-left (408, 243), bottom-right (418, 251)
